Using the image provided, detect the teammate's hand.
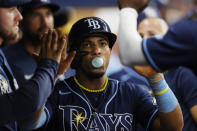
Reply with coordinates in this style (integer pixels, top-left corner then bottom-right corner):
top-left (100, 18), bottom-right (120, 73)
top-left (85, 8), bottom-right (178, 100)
top-left (55, 30), bottom-right (76, 76)
top-left (39, 29), bottom-right (65, 64)
top-left (57, 43), bottom-right (76, 76)
top-left (133, 65), bottom-right (159, 78)
top-left (133, 65), bottom-right (164, 82)
top-left (118, 0), bottom-right (149, 13)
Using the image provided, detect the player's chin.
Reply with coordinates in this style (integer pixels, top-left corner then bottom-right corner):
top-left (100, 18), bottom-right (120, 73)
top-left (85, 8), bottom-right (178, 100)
top-left (91, 67), bottom-right (105, 73)
top-left (7, 31), bottom-right (18, 40)
top-left (88, 71), bottom-right (105, 79)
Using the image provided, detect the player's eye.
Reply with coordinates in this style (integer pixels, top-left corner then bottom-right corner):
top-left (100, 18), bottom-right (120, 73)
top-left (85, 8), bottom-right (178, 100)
top-left (30, 12), bottom-right (41, 19)
top-left (81, 42), bottom-right (91, 48)
top-left (46, 11), bottom-right (53, 17)
top-left (99, 40), bottom-right (108, 47)
top-left (8, 7), bottom-right (17, 12)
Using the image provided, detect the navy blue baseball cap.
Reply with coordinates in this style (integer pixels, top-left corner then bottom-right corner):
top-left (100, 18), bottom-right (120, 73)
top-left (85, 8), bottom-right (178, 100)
top-left (21, 0), bottom-right (59, 15)
top-left (68, 17), bottom-right (117, 51)
top-left (0, 0), bottom-right (31, 8)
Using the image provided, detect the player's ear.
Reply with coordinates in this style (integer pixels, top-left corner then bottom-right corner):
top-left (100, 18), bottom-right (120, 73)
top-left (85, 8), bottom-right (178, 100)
top-left (109, 47), bottom-right (112, 54)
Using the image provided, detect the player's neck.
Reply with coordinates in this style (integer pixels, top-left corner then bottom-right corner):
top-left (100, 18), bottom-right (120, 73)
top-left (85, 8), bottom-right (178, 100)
top-left (75, 73), bottom-right (107, 91)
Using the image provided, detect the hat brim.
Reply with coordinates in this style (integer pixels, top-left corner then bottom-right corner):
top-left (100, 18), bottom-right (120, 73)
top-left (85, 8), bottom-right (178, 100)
top-left (70, 32), bottom-right (117, 50)
top-left (0, 0), bottom-right (31, 8)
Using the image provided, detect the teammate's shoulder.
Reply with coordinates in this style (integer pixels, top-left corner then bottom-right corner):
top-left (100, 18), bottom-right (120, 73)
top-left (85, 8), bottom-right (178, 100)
top-left (3, 42), bottom-right (21, 51)
top-left (2, 42), bottom-right (24, 59)
top-left (166, 17), bottom-right (197, 42)
top-left (172, 13), bottom-right (197, 28)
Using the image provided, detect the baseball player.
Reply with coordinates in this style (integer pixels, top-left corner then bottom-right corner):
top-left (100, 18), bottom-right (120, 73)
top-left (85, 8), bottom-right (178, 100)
top-left (3, 0), bottom-right (75, 88)
top-left (0, 0), bottom-right (75, 130)
top-left (117, 0), bottom-right (197, 73)
top-left (24, 17), bottom-right (183, 131)
top-left (137, 17), bottom-right (197, 131)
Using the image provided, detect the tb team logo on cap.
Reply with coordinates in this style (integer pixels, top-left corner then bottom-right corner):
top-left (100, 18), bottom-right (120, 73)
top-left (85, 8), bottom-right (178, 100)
top-left (85, 18), bottom-right (101, 29)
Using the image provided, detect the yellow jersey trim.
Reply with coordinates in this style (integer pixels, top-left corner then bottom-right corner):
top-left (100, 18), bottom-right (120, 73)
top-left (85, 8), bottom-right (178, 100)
top-left (74, 76), bottom-right (108, 92)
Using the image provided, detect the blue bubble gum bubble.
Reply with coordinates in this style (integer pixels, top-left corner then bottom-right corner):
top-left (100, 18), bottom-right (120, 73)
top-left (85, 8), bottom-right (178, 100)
top-left (91, 57), bottom-right (104, 68)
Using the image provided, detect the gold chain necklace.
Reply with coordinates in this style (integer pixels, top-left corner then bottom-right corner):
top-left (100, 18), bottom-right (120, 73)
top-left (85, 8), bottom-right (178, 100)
top-left (79, 87), bottom-right (99, 113)
top-left (74, 76), bottom-right (108, 112)
top-left (74, 76), bottom-right (108, 92)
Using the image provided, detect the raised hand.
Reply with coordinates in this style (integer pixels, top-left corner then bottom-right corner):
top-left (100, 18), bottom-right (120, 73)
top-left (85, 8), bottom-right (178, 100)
top-left (40, 29), bottom-right (76, 76)
top-left (133, 65), bottom-right (160, 77)
top-left (57, 38), bottom-right (76, 76)
top-left (39, 29), bottom-right (65, 64)
top-left (118, 0), bottom-right (149, 13)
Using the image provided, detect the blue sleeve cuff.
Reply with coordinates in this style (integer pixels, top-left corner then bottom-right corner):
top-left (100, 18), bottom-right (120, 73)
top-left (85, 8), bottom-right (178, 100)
top-left (142, 38), bottom-right (163, 72)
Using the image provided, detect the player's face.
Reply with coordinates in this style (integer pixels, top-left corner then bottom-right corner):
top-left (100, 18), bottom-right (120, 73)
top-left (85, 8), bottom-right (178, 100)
top-left (23, 7), bottom-right (54, 43)
top-left (78, 35), bottom-right (111, 78)
top-left (138, 18), bottom-right (166, 38)
top-left (0, 7), bottom-right (22, 41)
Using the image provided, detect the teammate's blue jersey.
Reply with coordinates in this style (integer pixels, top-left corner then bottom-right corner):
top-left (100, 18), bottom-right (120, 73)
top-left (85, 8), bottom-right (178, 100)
top-left (42, 77), bottom-right (158, 131)
top-left (142, 18), bottom-right (197, 72)
top-left (165, 66), bottom-right (197, 131)
top-left (3, 42), bottom-right (75, 86)
top-left (3, 42), bottom-right (37, 86)
top-left (0, 49), bottom-right (19, 130)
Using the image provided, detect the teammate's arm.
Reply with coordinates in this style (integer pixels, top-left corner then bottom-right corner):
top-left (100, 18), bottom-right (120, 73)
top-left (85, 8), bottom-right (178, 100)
top-left (117, 0), bottom-right (149, 67)
top-left (0, 29), bottom-right (75, 124)
top-left (18, 29), bottom-right (76, 130)
top-left (134, 66), bottom-right (183, 131)
top-left (118, 8), bottom-right (148, 66)
top-left (149, 74), bottom-right (183, 131)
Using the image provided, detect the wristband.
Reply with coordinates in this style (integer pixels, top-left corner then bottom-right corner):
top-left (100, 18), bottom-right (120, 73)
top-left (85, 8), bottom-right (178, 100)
top-left (150, 76), bottom-right (178, 113)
